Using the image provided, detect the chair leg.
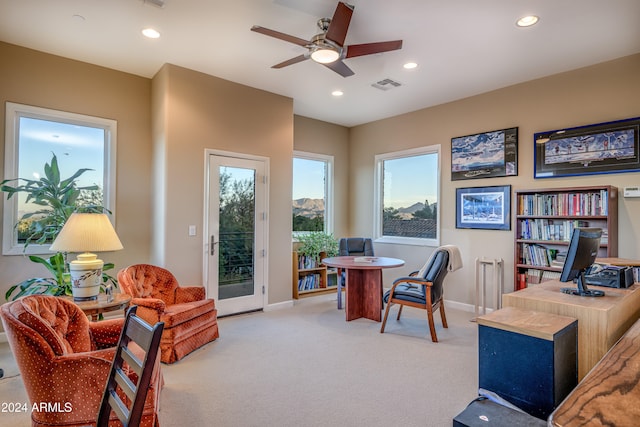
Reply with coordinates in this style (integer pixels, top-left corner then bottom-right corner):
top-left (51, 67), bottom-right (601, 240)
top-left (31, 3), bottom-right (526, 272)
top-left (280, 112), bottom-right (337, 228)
top-left (380, 301), bottom-right (392, 333)
top-left (427, 308), bottom-right (438, 342)
top-left (396, 304), bottom-right (404, 320)
top-left (440, 301), bottom-right (448, 329)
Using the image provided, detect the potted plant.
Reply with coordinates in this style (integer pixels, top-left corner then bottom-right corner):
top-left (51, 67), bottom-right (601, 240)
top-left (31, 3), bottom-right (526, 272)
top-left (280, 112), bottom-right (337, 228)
top-left (296, 231), bottom-right (339, 268)
top-left (1, 153), bottom-right (118, 300)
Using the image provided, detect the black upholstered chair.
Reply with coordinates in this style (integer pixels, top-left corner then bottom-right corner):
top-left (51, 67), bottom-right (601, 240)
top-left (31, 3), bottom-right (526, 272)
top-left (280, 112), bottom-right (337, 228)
top-left (336, 237), bottom-right (375, 309)
top-left (380, 249), bottom-right (450, 342)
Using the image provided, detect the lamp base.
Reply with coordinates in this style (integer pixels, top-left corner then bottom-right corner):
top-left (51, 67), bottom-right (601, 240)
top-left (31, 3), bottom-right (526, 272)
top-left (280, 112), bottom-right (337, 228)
top-left (73, 295), bottom-right (99, 302)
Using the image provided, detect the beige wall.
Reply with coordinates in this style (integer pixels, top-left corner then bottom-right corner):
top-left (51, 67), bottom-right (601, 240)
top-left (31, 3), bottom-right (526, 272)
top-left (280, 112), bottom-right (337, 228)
top-left (349, 53), bottom-right (640, 308)
top-left (2, 39), bottom-right (639, 316)
top-left (293, 115), bottom-right (350, 239)
top-left (0, 42), bottom-right (152, 298)
top-left (151, 64), bottom-right (295, 304)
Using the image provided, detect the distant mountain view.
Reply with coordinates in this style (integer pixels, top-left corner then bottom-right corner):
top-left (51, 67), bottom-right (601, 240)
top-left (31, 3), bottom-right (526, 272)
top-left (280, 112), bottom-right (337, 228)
top-left (396, 202), bottom-right (427, 219)
top-left (293, 198), bottom-right (324, 218)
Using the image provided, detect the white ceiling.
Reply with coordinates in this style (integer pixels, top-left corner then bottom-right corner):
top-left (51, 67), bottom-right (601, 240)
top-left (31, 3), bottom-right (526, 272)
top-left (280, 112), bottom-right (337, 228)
top-left (1, 0), bottom-right (639, 127)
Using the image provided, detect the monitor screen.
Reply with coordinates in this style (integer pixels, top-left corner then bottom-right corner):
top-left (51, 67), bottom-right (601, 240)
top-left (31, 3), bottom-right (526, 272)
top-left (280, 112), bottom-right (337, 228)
top-left (560, 227), bottom-right (604, 297)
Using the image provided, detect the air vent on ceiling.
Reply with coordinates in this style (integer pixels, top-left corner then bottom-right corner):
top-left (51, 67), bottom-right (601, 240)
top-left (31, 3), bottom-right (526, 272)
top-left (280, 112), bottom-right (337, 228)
top-left (371, 78), bottom-right (402, 91)
top-left (143, 0), bottom-right (165, 8)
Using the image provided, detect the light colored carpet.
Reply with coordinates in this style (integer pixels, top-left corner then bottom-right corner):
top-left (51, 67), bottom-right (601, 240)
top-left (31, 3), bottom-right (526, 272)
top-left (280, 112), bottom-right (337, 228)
top-left (0, 294), bottom-right (479, 426)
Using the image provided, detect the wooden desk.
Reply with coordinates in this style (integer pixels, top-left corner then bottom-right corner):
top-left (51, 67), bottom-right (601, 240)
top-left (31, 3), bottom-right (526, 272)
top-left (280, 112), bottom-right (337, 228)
top-left (549, 317), bottom-right (640, 426)
top-left (66, 293), bottom-right (131, 321)
top-left (503, 280), bottom-right (640, 380)
top-left (322, 256), bottom-right (404, 322)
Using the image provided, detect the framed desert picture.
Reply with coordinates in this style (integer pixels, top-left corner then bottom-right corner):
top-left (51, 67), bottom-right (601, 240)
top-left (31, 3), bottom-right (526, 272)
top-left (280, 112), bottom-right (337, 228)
top-left (534, 116), bottom-right (640, 179)
top-left (455, 185), bottom-right (511, 230)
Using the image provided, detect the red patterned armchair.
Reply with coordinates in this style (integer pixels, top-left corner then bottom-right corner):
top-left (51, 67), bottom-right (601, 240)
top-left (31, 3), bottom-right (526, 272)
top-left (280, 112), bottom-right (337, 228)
top-left (117, 264), bottom-right (219, 364)
top-left (0, 295), bottom-right (162, 427)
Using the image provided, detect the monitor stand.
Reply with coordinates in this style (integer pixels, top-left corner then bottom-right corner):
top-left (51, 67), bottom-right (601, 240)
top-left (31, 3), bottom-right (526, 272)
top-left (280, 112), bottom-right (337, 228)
top-left (561, 271), bottom-right (605, 297)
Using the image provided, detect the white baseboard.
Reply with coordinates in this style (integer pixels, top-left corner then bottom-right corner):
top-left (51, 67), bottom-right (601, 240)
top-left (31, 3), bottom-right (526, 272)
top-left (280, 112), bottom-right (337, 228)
top-left (445, 299), bottom-right (494, 315)
top-left (264, 300), bottom-right (294, 312)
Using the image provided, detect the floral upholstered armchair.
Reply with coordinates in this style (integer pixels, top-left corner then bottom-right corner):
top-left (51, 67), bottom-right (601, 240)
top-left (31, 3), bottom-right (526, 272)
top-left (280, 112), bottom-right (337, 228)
top-left (117, 264), bottom-right (219, 364)
top-left (0, 295), bottom-right (162, 427)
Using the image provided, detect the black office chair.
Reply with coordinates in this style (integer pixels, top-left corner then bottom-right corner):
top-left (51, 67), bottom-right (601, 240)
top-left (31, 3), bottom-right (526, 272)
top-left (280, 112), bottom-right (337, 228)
top-left (380, 249), bottom-right (450, 342)
top-left (336, 237), bottom-right (375, 309)
top-left (97, 306), bottom-right (164, 427)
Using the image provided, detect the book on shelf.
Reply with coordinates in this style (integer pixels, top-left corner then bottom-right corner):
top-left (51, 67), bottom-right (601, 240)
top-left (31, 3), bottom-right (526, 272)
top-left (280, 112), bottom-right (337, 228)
top-left (298, 273), bottom-right (321, 291)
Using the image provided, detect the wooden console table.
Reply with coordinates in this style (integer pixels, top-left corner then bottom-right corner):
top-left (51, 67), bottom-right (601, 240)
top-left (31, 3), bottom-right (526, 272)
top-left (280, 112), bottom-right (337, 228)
top-left (503, 280), bottom-right (640, 380)
top-left (549, 316), bottom-right (640, 426)
top-left (322, 256), bottom-right (404, 322)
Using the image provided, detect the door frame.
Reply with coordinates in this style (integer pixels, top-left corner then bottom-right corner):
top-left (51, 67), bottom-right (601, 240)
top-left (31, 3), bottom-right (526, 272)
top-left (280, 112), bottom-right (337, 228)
top-left (202, 148), bottom-right (270, 314)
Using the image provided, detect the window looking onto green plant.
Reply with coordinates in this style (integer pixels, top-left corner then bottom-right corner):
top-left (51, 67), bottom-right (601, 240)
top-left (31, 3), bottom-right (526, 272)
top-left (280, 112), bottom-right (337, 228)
top-left (292, 152), bottom-right (333, 234)
top-left (374, 146), bottom-right (440, 246)
top-left (2, 102), bottom-right (117, 255)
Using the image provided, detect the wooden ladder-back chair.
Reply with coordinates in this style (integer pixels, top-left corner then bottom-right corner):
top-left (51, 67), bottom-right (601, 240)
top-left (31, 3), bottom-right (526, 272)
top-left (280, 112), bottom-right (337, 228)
top-left (97, 306), bottom-right (164, 427)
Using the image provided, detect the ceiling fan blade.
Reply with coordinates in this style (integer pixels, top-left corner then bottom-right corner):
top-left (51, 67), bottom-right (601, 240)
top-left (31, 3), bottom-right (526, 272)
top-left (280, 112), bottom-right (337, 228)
top-left (345, 40), bottom-right (403, 58)
top-left (323, 60), bottom-right (355, 77)
top-left (251, 25), bottom-right (309, 47)
top-left (272, 54), bottom-right (309, 69)
top-left (325, 2), bottom-right (354, 47)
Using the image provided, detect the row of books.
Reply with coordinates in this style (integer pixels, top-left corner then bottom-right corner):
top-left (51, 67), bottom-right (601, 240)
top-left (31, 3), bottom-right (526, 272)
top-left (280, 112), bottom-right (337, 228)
top-left (297, 254), bottom-right (321, 269)
top-left (520, 243), bottom-right (558, 267)
top-left (518, 269), bottom-right (562, 287)
top-left (517, 190), bottom-right (609, 216)
top-left (298, 273), bottom-right (322, 291)
top-left (519, 219), bottom-right (590, 241)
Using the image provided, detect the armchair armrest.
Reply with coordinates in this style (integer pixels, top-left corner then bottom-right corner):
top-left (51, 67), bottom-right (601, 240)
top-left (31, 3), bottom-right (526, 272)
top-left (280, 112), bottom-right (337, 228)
top-left (392, 276), bottom-right (434, 287)
top-left (130, 297), bottom-right (166, 325)
top-left (175, 286), bottom-right (206, 303)
top-left (89, 318), bottom-right (125, 349)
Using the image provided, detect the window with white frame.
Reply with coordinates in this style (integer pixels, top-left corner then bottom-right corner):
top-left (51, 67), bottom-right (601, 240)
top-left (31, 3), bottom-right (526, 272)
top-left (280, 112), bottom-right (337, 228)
top-left (292, 152), bottom-right (333, 234)
top-left (2, 102), bottom-right (117, 255)
top-left (374, 146), bottom-right (440, 246)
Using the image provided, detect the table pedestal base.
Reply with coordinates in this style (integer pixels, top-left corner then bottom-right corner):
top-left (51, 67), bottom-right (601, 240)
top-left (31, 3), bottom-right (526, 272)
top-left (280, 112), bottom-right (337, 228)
top-left (345, 269), bottom-right (382, 321)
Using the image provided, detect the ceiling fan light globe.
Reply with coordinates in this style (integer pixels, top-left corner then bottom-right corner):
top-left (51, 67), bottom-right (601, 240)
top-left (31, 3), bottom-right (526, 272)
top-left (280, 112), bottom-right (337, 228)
top-left (311, 48), bottom-right (340, 64)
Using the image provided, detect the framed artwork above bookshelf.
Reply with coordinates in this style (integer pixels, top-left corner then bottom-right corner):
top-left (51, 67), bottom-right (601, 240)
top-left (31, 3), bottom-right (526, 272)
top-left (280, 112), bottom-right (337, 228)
top-left (514, 186), bottom-right (618, 290)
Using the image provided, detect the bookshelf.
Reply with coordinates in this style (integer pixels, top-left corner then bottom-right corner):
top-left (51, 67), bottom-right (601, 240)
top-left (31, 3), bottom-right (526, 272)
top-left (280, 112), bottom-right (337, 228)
top-left (292, 251), bottom-right (338, 299)
top-left (514, 186), bottom-right (618, 290)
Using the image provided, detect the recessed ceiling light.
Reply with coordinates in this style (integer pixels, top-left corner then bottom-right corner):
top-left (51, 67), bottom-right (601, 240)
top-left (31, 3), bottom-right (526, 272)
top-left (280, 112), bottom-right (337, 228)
top-left (403, 62), bottom-right (418, 70)
top-left (332, 90), bottom-right (344, 97)
top-left (516, 15), bottom-right (539, 27)
top-left (142, 28), bottom-right (161, 39)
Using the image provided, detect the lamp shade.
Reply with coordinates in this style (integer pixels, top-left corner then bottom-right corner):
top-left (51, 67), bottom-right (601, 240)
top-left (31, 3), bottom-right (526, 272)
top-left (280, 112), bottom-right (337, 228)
top-left (50, 213), bottom-right (123, 253)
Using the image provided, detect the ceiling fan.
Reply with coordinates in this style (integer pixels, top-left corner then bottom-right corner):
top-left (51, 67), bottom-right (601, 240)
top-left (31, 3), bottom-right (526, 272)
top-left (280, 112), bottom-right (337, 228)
top-left (251, 2), bottom-right (403, 77)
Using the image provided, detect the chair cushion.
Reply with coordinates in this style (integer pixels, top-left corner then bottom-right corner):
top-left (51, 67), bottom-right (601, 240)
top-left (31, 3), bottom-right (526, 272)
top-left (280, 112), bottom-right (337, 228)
top-left (383, 283), bottom-right (426, 305)
top-left (160, 298), bottom-right (216, 328)
top-left (13, 296), bottom-right (92, 355)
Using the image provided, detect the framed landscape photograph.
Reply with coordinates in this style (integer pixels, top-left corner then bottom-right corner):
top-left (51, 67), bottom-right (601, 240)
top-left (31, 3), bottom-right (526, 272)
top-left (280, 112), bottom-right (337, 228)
top-left (451, 127), bottom-right (518, 181)
top-left (534, 116), bottom-right (640, 179)
top-left (456, 185), bottom-right (511, 230)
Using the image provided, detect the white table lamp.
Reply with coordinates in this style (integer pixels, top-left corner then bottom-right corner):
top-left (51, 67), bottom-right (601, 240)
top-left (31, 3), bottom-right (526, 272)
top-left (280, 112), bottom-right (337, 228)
top-left (50, 213), bottom-right (123, 301)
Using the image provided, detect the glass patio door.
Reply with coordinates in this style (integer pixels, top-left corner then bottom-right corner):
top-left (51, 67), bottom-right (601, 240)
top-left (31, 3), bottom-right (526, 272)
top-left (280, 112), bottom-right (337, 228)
top-left (206, 153), bottom-right (267, 316)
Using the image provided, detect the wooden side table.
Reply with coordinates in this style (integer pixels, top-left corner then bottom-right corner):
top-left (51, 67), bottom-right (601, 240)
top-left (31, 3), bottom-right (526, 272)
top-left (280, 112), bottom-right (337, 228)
top-left (65, 294), bottom-right (131, 321)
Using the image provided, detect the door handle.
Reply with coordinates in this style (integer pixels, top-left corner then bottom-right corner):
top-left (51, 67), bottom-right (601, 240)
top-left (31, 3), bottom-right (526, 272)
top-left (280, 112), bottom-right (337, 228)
top-left (210, 235), bottom-right (219, 256)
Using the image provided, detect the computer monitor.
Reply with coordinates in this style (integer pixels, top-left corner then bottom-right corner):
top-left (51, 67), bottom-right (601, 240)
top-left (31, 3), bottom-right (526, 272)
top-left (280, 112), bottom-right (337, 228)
top-left (560, 227), bottom-right (604, 297)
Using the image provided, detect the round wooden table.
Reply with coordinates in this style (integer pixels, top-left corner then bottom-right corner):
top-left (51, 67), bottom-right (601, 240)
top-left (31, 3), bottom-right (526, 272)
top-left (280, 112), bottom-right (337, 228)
top-left (322, 256), bottom-right (404, 322)
top-left (65, 293), bottom-right (131, 321)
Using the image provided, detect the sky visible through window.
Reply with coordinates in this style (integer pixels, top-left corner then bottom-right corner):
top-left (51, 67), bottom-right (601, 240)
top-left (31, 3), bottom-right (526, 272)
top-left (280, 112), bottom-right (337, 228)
top-left (292, 158), bottom-right (325, 200)
top-left (17, 117), bottom-right (105, 212)
top-left (383, 153), bottom-right (437, 209)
